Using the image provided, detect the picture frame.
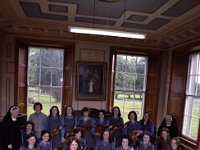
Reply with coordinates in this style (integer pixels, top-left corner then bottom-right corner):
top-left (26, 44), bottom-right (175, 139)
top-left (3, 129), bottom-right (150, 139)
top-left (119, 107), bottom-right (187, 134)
top-left (76, 61), bottom-right (107, 100)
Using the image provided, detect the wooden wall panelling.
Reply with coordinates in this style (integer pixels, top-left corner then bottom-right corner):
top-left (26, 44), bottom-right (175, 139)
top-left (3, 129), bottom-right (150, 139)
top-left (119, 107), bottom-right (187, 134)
top-left (62, 46), bottom-right (74, 112)
top-left (106, 50), bottom-right (116, 111)
top-left (145, 53), bottom-right (162, 123)
top-left (15, 45), bottom-right (28, 113)
top-left (167, 52), bottom-right (189, 132)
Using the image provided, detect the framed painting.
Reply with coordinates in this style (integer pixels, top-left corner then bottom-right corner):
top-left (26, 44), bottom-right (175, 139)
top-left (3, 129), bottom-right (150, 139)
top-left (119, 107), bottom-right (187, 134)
top-left (76, 61), bottom-right (107, 100)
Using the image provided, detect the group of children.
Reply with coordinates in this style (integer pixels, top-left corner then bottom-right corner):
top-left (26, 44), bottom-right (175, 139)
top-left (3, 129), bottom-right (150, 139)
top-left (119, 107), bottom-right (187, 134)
top-left (1, 103), bottom-right (182, 150)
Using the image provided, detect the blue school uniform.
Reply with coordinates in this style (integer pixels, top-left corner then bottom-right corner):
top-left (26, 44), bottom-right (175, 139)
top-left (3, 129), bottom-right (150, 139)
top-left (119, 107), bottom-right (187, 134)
top-left (109, 117), bottom-right (124, 147)
top-left (38, 141), bottom-right (51, 150)
top-left (61, 115), bottom-right (76, 139)
top-left (95, 140), bottom-right (115, 150)
top-left (124, 120), bottom-right (141, 135)
top-left (77, 117), bottom-right (95, 149)
top-left (45, 116), bottom-right (61, 149)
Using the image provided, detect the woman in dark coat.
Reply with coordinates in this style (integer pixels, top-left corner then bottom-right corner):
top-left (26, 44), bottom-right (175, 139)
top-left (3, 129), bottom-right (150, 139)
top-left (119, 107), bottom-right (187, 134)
top-left (2, 105), bottom-right (22, 150)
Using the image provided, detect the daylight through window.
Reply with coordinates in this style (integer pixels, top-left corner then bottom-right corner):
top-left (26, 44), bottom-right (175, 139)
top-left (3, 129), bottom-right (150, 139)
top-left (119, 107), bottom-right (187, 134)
top-left (182, 53), bottom-right (200, 140)
top-left (113, 54), bottom-right (148, 122)
top-left (27, 47), bottom-right (64, 116)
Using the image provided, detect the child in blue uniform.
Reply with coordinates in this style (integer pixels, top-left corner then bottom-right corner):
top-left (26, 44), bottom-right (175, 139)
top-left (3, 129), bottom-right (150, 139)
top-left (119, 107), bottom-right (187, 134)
top-left (45, 106), bottom-right (61, 150)
top-left (38, 130), bottom-right (51, 150)
top-left (95, 129), bottom-right (115, 150)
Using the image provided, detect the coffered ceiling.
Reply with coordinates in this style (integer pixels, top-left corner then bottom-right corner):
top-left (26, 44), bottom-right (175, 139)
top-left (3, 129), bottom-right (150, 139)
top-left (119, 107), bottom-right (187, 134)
top-left (0, 0), bottom-right (200, 48)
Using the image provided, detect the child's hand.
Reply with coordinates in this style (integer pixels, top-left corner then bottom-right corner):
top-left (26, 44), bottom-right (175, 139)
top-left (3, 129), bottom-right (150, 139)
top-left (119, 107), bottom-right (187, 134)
top-left (61, 138), bottom-right (66, 143)
top-left (8, 144), bottom-right (12, 149)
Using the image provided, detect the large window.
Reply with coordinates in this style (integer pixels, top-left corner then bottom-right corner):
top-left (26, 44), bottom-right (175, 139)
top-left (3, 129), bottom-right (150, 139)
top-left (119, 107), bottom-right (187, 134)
top-left (182, 53), bottom-right (200, 140)
top-left (27, 47), bottom-right (64, 116)
top-left (113, 54), bottom-right (148, 121)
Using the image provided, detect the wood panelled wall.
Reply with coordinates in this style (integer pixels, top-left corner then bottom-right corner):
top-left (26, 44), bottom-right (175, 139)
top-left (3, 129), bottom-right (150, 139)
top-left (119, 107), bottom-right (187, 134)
top-left (145, 54), bottom-right (162, 123)
top-left (15, 45), bottom-right (28, 113)
top-left (168, 52), bottom-right (189, 130)
top-left (62, 46), bottom-right (74, 111)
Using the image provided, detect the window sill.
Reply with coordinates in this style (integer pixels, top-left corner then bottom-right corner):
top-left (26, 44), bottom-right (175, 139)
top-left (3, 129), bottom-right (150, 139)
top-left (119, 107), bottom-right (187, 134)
top-left (179, 136), bottom-right (197, 150)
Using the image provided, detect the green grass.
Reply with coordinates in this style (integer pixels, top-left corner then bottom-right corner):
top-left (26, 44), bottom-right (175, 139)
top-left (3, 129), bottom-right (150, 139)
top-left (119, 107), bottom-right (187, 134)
top-left (27, 92), bottom-right (61, 117)
top-left (189, 100), bottom-right (200, 139)
top-left (114, 99), bottom-right (143, 122)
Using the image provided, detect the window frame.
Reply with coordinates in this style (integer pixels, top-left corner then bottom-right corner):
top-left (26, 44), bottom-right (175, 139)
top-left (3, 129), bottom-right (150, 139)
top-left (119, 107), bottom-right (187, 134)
top-left (107, 47), bottom-right (162, 124)
top-left (113, 54), bottom-right (148, 120)
top-left (182, 52), bottom-right (200, 141)
top-left (27, 46), bottom-right (65, 116)
top-left (15, 40), bottom-right (74, 115)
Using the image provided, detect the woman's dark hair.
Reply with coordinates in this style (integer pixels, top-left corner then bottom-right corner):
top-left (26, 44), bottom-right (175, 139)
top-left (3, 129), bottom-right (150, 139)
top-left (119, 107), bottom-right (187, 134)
top-left (99, 129), bottom-right (113, 143)
top-left (143, 131), bottom-right (151, 138)
top-left (49, 106), bottom-right (60, 117)
top-left (98, 109), bottom-right (105, 118)
top-left (111, 106), bottom-right (121, 117)
top-left (23, 121), bottom-right (35, 132)
top-left (81, 107), bottom-right (90, 116)
top-left (170, 137), bottom-right (181, 150)
top-left (66, 136), bottom-right (81, 150)
top-left (128, 111), bottom-right (137, 121)
top-left (140, 112), bottom-right (151, 126)
top-left (3, 105), bottom-right (19, 121)
top-left (64, 106), bottom-right (74, 116)
top-left (73, 127), bottom-right (84, 138)
top-left (24, 133), bottom-right (38, 148)
top-left (121, 135), bottom-right (131, 146)
top-left (40, 130), bottom-right (51, 141)
top-left (33, 102), bottom-right (43, 110)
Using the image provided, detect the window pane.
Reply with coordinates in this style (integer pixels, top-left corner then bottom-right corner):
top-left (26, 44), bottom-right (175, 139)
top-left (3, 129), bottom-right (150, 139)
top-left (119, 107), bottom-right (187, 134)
top-left (136, 57), bottom-right (146, 74)
top-left (183, 96), bottom-right (200, 139)
top-left (28, 67), bottom-right (39, 85)
top-left (52, 69), bottom-right (63, 86)
top-left (51, 87), bottom-right (62, 103)
top-left (114, 54), bottom-right (147, 122)
top-left (135, 75), bottom-right (145, 90)
top-left (27, 47), bottom-right (64, 117)
top-left (41, 68), bottom-right (51, 85)
top-left (182, 52), bottom-right (200, 140)
top-left (28, 48), bottom-right (40, 67)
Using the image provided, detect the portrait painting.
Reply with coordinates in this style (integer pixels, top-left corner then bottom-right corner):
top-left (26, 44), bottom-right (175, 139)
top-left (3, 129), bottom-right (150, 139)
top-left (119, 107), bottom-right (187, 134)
top-left (76, 61), bottom-right (106, 100)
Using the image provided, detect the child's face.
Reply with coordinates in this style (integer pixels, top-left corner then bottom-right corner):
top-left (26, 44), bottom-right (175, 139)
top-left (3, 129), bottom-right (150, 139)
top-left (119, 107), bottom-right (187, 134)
top-left (83, 111), bottom-right (89, 117)
top-left (52, 107), bottom-right (58, 115)
top-left (103, 131), bottom-right (109, 140)
top-left (144, 113), bottom-right (149, 121)
top-left (143, 135), bottom-right (150, 144)
top-left (42, 133), bottom-right (50, 142)
top-left (66, 107), bottom-right (72, 114)
top-left (114, 108), bottom-right (119, 116)
top-left (130, 113), bottom-right (135, 120)
top-left (28, 136), bottom-right (36, 146)
top-left (70, 141), bottom-right (78, 150)
top-left (75, 131), bottom-right (81, 139)
top-left (26, 124), bottom-right (33, 132)
top-left (122, 139), bottom-right (129, 148)
top-left (161, 131), bottom-right (168, 140)
top-left (99, 112), bottom-right (104, 119)
top-left (171, 139), bottom-right (178, 150)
